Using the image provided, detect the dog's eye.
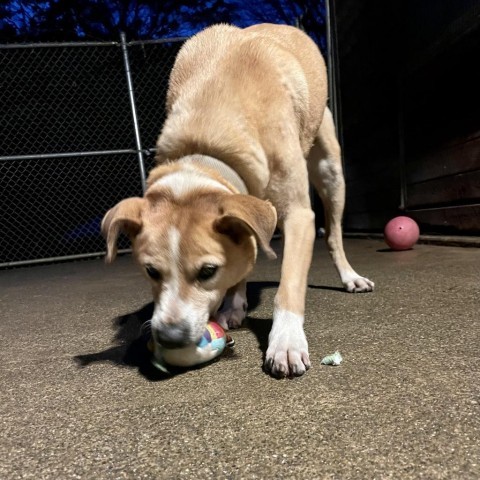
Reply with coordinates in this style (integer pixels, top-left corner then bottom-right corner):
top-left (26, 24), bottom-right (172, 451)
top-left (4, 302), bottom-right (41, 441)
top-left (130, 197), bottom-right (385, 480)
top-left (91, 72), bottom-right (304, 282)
top-left (197, 264), bottom-right (218, 281)
top-left (145, 265), bottom-right (161, 281)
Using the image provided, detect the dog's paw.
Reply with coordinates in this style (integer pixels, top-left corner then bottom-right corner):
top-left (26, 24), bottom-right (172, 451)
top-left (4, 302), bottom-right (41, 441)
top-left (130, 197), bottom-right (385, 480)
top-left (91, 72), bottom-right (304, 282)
top-left (342, 272), bottom-right (375, 293)
top-left (214, 289), bottom-right (247, 330)
top-left (265, 333), bottom-right (311, 377)
top-left (264, 309), bottom-right (311, 378)
top-left (214, 305), bottom-right (246, 330)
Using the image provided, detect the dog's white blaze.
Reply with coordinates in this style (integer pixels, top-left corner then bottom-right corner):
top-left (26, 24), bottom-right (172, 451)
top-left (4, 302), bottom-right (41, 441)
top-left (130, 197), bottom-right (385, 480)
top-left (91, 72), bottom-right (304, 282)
top-left (154, 227), bottom-right (209, 339)
top-left (163, 226), bottom-right (181, 305)
top-left (168, 227), bottom-right (181, 274)
top-left (151, 228), bottom-right (181, 323)
top-left (165, 228), bottom-right (217, 318)
top-left (155, 169), bottom-right (230, 197)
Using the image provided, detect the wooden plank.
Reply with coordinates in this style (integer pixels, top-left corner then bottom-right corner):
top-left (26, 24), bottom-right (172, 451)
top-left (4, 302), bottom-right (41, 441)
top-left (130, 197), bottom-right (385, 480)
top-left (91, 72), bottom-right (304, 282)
top-left (327, 206), bottom-right (480, 235)
top-left (406, 170), bottom-right (480, 208)
top-left (402, 27), bottom-right (480, 155)
top-left (409, 204), bottom-right (480, 233)
top-left (406, 134), bottom-right (480, 184)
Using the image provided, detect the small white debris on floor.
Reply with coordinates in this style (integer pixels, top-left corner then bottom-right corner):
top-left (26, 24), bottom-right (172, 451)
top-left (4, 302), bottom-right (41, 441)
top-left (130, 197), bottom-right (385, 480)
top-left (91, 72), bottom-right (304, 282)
top-left (321, 351), bottom-right (343, 366)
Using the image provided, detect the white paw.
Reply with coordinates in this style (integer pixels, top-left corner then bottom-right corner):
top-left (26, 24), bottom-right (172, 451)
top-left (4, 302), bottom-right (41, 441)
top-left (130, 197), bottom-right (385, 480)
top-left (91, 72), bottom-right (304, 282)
top-left (342, 272), bottom-right (375, 293)
top-left (264, 309), bottom-right (311, 378)
top-left (214, 290), bottom-right (247, 330)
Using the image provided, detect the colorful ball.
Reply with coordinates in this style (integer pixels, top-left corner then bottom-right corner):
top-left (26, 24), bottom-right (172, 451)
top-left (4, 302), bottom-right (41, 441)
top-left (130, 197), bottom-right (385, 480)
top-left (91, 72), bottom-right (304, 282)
top-left (384, 216), bottom-right (420, 251)
top-left (150, 320), bottom-right (227, 369)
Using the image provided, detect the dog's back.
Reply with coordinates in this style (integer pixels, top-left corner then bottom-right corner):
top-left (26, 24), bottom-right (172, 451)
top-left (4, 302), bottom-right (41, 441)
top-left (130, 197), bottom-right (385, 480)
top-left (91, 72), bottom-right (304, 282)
top-left (243, 22), bottom-right (328, 144)
top-left (156, 24), bottom-right (328, 185)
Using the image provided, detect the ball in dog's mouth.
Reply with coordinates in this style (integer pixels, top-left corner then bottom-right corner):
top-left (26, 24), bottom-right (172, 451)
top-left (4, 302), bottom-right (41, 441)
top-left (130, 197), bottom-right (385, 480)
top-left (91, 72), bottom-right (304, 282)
top-left (148, 320), bottom-right (234, 371)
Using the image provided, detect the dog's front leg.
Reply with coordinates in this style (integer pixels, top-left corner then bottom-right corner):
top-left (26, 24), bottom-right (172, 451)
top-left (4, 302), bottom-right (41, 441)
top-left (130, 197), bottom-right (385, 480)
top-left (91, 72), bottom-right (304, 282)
top-left (214, 279), bottom-right (248, 330)
top-left (265, 207), bottom-right (315, 377)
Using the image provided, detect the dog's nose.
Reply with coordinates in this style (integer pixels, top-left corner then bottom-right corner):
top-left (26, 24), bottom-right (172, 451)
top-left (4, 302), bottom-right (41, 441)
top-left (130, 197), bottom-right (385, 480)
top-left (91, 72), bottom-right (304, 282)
top-left (153, 324), bottom-right (191, 349)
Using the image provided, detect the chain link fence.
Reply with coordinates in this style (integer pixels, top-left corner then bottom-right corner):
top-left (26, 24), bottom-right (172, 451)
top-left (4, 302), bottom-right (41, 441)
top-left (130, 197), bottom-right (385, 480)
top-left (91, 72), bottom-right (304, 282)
top-left (0, 36), bottom-right (184, 267)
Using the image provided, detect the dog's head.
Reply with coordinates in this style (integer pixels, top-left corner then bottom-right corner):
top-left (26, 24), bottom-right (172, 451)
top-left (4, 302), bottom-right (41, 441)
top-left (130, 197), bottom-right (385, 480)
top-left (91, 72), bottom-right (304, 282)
top-left (101, 192), bottom-right (276, 347)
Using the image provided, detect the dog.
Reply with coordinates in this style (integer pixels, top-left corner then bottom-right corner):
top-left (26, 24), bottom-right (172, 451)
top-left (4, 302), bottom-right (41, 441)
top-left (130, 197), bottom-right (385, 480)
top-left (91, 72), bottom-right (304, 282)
top-left (102, 23), bottom-right (374, 378)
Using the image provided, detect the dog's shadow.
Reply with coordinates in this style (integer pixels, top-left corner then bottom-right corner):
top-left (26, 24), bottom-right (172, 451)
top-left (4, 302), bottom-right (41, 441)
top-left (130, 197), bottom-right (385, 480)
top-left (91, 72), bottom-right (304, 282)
top-left (74, 280), bottom-right (338, 379)
top-left (74, 302), bottom-right (169, 380)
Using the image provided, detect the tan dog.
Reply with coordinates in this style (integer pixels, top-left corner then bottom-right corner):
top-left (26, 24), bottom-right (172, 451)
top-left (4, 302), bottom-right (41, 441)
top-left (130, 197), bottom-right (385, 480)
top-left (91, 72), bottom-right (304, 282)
top-left (102, 23), bottom-right (374, 377)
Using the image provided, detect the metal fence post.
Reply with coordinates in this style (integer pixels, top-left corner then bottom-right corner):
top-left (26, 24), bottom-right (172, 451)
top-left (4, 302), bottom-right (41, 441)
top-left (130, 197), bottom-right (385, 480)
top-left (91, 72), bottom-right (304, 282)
top-left (120, 32), bottom-right (147, 193)
top-left (326, 0), bottom-right (341, 139)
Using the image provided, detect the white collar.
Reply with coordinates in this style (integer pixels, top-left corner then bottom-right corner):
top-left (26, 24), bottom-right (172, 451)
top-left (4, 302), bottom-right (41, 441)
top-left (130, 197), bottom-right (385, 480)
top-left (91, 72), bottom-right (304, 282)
top-left (178, 154), bottom-right (248, 195)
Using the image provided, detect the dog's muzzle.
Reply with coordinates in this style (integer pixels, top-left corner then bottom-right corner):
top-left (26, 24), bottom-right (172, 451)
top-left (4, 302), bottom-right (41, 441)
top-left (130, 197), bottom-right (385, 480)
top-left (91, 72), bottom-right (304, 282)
top-left (153, 324), bottom-right (192, 349)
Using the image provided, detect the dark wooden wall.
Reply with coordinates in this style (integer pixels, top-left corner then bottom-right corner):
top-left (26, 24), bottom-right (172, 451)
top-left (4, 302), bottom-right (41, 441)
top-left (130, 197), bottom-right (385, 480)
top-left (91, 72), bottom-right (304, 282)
top-left (332, 0), bottom-right (480, 234)
top-left (401, 0), bottom-right (480, 233)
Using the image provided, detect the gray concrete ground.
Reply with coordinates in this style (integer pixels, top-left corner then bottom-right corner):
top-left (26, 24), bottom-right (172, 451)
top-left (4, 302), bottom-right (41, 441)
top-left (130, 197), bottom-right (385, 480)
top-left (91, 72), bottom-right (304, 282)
top-left (1, 239), bottom-right (479, 479)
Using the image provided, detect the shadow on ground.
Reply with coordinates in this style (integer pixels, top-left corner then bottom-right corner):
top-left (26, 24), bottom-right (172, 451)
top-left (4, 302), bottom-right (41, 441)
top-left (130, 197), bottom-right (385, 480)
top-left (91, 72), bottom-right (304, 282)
top-left (74, 280), bottom-right (344, 380)
top-left (74, 302), bottom-right (167, 380)
top-left (74, 281), bottom-right (274, 380)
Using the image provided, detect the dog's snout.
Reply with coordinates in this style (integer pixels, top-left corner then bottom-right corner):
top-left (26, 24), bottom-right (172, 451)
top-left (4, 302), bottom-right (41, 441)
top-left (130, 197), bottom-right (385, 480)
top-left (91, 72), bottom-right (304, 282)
top-left (153, 323), bottom-right (191, 349)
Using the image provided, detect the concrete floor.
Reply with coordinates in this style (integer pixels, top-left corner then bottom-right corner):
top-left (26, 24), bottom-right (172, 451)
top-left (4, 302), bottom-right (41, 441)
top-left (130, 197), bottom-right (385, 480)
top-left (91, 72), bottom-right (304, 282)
top-left (0, 239), bottom-right (479, 479)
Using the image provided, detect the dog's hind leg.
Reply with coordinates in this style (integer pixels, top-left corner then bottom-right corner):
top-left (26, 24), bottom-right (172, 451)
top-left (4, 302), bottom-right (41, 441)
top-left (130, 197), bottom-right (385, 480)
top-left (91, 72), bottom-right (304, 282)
top-left (307, 108), bottom-right (374, 293)
top-left (214, 279), bottom-right (248, 330)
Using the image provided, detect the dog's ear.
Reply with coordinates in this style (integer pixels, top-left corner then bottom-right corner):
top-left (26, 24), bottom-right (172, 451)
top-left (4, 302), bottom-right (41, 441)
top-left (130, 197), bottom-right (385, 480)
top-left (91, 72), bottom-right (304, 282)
top-left (101, 197), bottom-right (145, 263)
top-left (214, 195), bottom-right (277, 259)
